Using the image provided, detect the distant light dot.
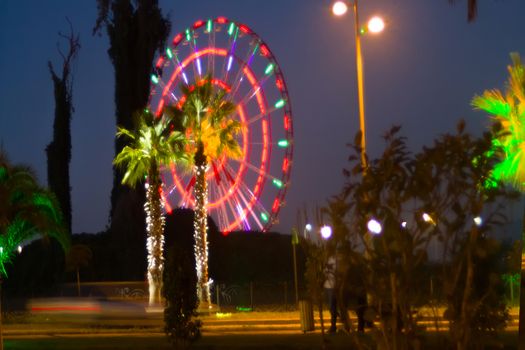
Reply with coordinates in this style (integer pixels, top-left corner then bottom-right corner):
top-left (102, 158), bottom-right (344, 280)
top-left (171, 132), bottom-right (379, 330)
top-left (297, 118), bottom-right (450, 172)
top-left (401, 221), bottom-right (407, 228)
top-left (305, 224), bottom-right (312, 232)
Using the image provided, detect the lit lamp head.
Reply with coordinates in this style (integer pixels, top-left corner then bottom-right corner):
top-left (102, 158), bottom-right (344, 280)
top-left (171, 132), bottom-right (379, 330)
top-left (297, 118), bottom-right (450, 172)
top-left (367, 218), bottom-right (382, 235)
top-left (305, 223), bottom-right (313, 232)
top-left (367, 16), bottom-right (385, 34)
top-left (320, 225), bottom-right (333, 240)
top-left (332, 1), bottom-right (348, 16)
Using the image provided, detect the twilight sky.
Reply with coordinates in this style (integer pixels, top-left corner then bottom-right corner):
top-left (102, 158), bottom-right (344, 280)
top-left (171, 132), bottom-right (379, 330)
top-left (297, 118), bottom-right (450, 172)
top-left (0, 0), bottom-right (524, 237)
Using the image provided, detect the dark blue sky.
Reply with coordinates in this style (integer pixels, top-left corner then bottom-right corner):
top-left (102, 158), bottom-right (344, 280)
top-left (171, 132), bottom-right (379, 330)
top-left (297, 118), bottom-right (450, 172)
top-left (1, 0), bottom-right (524, 236)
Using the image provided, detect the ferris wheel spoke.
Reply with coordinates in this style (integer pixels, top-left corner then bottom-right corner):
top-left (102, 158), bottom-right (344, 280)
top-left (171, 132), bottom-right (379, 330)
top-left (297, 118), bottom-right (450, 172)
top-left (230, 158), bottom-right (281, 183)
top-left (244, 105), bottom-right (284, 126)
top-left (205, 20), bottom-right (216, 77)
top-left (219, 24), bottom-right (240, 85)
top-left (186, 30), bottom-right (203, 79)
top-left (215, 174), bottom-right (250, 230)
top-left (236, 73), bottom-right (273, 107)
top-left (224, 169), bottom-right (267, 231)
top-left (227, 41), bottom-right (260, 101)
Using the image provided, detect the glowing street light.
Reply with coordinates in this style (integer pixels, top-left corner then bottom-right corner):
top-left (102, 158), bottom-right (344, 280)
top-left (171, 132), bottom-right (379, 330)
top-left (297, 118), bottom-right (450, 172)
top-left (304, 223), bottom-right (313, 238)
top-left (331, 0), bottom-right (386, 170)
top-left (473, 216), bottom-right (483, 227)
top-left (367, 16), bottom-right (385, 34)
top-left (422, 212), bottom-right (436, 225)
top-left (332, 1), bottom-right (348, 16)
top-left (320, 225), bottom-right (333, 240)
top-left (367, 218), bottom-right (382, 235)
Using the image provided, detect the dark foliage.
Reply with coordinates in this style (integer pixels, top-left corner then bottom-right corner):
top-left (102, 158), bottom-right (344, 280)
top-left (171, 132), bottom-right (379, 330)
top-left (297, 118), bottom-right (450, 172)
top-left (93, 0), bottom-right (170, 237)
top-left (4, 238), bottom-right (66, 299)
top-left (165, 208), bottom-right (306, 286)
top-left (46, 19), bottom-right (80, 233)
top-left (163, 243), bottom-right (201, 348)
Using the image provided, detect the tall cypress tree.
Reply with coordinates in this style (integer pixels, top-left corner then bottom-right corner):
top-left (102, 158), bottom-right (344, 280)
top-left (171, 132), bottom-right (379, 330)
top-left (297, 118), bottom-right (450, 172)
top-left (93, 0), bottom-right (170, 218)
top-left (93, 0), bottom-right (170, 278)
top-left (46, 20), bottom-right (80, 234)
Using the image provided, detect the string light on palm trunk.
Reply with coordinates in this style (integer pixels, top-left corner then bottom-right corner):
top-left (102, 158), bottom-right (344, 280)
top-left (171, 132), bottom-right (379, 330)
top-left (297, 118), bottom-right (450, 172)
top-left (194, 164), bottom-right (211, 304)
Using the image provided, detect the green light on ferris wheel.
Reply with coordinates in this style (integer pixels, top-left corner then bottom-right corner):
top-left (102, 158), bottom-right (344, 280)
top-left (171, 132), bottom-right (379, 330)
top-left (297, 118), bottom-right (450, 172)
top-left (166, 47), bottom-right (173, 59)
top-left (228, 22), bottom-right (235, 36)
top-left (206, 19), bottom-right (213, 33)
top-left (151, 75), bottom-right (159, 84)
top-left (264, 63), bottom-right (275, 75)
top-left (185, 28), bottom-right (191, 41)
top-left (274, 99), bottom-right (286, 109)
top-left (277, 139), bottom-right (289, 148)
top-left (260, 213), bottom-right (269, 222)
top-left (272, 179), bottom-right (283, 188)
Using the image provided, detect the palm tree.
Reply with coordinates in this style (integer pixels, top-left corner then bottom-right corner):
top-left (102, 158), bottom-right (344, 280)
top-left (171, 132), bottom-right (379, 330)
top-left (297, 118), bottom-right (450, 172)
top-left (113, 109), bottom-right (186, 305)
top-left (472, 53), bottom-right (525, 190)
top-left (472, 52), bottom-right (525, 345)
top-left (0, 150), bottom-right (69, 350)
top-left (167, 76), bottom-right (243, 304)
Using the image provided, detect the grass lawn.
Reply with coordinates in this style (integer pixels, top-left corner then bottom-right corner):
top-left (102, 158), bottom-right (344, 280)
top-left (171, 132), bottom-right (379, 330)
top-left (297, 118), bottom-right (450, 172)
top-left (4, 331), bottom-right (518, 349)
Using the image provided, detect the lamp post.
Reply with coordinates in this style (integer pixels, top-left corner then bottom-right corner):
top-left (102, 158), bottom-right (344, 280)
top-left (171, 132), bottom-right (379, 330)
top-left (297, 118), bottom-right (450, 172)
top-left (291, 228), bottom-right (300, 304)
top-left (332, 0), bottom-right (384, 169)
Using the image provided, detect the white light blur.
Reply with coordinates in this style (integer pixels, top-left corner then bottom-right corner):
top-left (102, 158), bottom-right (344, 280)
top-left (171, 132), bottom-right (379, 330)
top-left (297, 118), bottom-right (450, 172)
top-left (367, 16), bottom-right (385, 33)
top-left (422, 213), bottom-right (433, 223)
top-left (401, 221), bottom-right (407, 228)
top-left (367, 219), bottom-right (382, 235)
top-left (320, 225), bottom-right (333, 239)
top-left (305, 223), bottom-right (312, 232)
top-left (227, 56), bottom-right (234, 71)
top-left (332, 1), bottom-right (348, 16)
top-left (17, 245), bottom-right (22, 254)
top-left (473, 216), bottom-right (483, 226)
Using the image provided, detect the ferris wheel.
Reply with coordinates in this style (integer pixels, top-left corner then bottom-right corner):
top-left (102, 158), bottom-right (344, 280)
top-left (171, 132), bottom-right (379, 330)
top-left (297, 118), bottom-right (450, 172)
top-left (148, 17), bottom-right (293, 234)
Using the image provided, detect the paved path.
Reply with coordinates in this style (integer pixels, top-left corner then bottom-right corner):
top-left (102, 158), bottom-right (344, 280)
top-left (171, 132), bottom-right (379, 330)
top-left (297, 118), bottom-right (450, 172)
top-left (3, 307), bottom-right (519, 339)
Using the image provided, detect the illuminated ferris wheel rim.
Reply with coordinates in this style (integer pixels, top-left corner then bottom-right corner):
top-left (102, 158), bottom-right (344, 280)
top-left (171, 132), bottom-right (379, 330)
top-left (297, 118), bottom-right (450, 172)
top-left (148, 16), bottom-right (294, 233)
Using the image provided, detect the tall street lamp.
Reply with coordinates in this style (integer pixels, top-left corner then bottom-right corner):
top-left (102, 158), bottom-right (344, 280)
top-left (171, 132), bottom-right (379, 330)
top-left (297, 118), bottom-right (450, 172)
top-left (332, 0), bottom-right (384, 169)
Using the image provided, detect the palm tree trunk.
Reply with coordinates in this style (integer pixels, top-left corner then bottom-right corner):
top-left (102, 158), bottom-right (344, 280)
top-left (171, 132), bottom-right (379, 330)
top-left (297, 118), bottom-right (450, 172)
top-left (194, 162), bottom-right (210, 304)
top-left (145, 172), bottom-right (165, 305)
top-left (0, 278), bottom-right (3, 350)
top-left (519, 200), bottom-right (525, 346)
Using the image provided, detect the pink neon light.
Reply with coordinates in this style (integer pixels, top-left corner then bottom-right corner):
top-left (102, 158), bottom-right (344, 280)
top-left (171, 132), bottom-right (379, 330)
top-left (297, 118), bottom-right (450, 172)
top-left (193, 20), bottom-right (205, 29)
top-left (275, 78), bottom-right (283, 91)
top-left (284, 115), bottom-right (290, 130)
top-left (173, 33), bottom-right (183, 46)
top-left (272, 198), bottom-right (280, 212)
top-left (156, 45), bottom-right (271, 232)
top-left (260, 44), bottom-right (270, 57)
top-left (156, 99), bottom-right (165, 117)
top-left (282, 157), bottom-right (289, 173)
top-left (161, 187), bottom-right (172, 214)
top-left (156, 48), bottom-right (228, 116)
top-left (156, 57), bottom-right (165, 68)
top-left (216, 17), bottom-right (228, 24)
top-left (239, 24), bottom-right (251, 34)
